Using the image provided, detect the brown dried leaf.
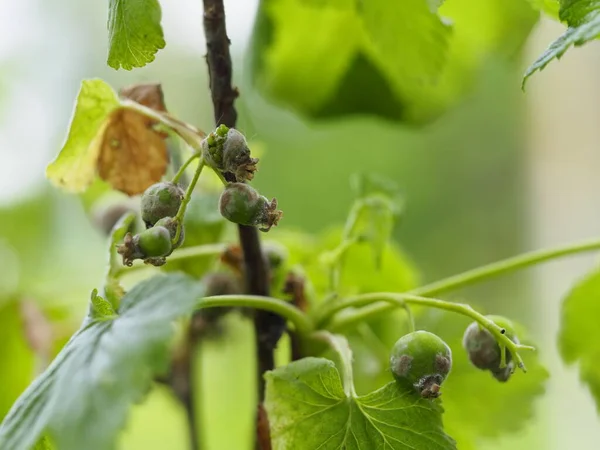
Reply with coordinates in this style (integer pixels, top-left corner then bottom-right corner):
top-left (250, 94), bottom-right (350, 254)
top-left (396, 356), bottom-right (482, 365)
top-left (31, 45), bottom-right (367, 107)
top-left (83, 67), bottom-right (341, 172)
top-left (119, 82), bottom-right (169, 139)
top-left (119, 83), bottom-right (167, 112)
top-left (97, 108), bottom-right (168, 196)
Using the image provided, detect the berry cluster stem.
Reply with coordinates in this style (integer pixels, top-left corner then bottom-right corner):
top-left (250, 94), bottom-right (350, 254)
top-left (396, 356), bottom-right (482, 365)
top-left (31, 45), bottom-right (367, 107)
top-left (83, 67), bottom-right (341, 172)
top-left (172, 153), bottom-right (200, 184)
top-left (173, 159), bottom-right (206, 245)
top-left (318, 293), bottom-right (535, 372)
top-left (328, 237), bottom-right (600, 329)
top-left (197, 295), bottom-right (312, 336)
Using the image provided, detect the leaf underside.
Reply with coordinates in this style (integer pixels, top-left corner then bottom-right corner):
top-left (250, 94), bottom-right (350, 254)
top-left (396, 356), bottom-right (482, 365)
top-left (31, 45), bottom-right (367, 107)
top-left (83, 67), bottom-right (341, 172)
top-left (0, 274), bottom-right (204, 450)
top-left (524, 0), bottom-right (600, 85)
top-left (107, 0), bottom-right (166, 70)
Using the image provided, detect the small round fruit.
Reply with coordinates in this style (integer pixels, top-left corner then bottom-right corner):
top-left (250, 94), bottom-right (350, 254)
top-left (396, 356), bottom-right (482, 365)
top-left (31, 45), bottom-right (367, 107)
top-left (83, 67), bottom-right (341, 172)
top-left (155, 216), bottom-right (185, 250)
top-left (390, 330), bottom-right (452, 399)
top-left (462, 315), bottom-right (519, 382)
top-left (219, 183), bottom-right (282, 231)
top-left (135, 226), bottom-right (172, 257)
top-left (141, 182), bottom-right (184, 226)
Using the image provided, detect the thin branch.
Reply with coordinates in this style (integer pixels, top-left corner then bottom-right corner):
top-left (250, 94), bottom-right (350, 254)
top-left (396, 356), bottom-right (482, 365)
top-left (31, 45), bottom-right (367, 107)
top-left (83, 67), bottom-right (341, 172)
top-left (203, 0), bottom-right (238, 126)
top-left (201, 2), bottom-right (283, 449)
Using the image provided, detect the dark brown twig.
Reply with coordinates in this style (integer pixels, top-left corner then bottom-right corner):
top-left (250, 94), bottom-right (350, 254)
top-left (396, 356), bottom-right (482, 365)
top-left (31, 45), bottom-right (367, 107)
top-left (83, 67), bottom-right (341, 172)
top-left (203, 0), bottom-right (238, 127)
top-left (200, 2), bottom-right (285, 449)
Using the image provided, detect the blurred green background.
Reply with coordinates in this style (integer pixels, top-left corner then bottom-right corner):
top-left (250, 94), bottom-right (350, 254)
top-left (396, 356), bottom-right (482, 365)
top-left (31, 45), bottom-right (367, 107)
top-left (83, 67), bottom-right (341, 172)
top-left (1, 0), bottom-right (600, 449)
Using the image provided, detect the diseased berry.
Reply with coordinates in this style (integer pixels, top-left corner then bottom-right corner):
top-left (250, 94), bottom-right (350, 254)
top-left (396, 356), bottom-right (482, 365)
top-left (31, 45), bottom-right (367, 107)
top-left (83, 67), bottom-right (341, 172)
top-left (462, 315), bottom-right (519, 382)
top-left (155, 216), bottom-right (185, 250)
top-left (201, 127), bottom-right (258, 182)
top-left (136, 226), bottom-right (172, 257)
top-left (219, 183), bottom-right (282, 232)
top-left (390, 330), bottom-right (452, 399)
top-left (140, 182), bottom-right (184, 226)
top-left (117, 226), bottom-right (173, 267)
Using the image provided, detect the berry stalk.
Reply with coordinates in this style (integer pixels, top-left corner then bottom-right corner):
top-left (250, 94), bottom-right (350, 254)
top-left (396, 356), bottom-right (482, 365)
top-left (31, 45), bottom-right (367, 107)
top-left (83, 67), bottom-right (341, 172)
top-left (328, 237), bottom-right (600, 329)
top-left (318, 293), bottom-right (535, 372)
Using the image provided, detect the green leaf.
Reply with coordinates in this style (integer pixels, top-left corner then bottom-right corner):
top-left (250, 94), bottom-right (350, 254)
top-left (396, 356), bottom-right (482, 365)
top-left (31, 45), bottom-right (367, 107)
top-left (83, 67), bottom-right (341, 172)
top-left (107, 0), bottom-right (166, 70)
top-left (250, 0), bottom-right (451, 123)
top-left (524, 0), bottom-right (600, 86)
top-left (350, 172), bottom-right (404, 216)
top-left (527, 0), bottom-right (560, 17)
top-left (0, 274), bottom-right (204, 450)
top-left (46, 80), bottom-right (119, 193)
top-left (345, 196), bottom-right (396, 269)
top-left (33, 436), bottom-right (54, 450)
top-left (265, 357), bottom-right (456, 449)
top-left (558, 267), bottom-right (600, 411)
top-left (250, 0), bottom-right (537, 123)
top-left (422, 312), bottom-right (548, 449)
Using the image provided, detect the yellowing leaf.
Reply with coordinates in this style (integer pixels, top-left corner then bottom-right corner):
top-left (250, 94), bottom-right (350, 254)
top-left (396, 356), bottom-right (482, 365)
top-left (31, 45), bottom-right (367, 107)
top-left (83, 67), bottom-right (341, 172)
top-left (97, 107), bottom-right (168, 195)
top-left (46, 80), bottom-right (119, 192)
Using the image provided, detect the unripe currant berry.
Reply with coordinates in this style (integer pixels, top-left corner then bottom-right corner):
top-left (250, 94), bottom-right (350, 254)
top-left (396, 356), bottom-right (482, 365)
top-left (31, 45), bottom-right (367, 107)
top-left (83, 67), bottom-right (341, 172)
top-left (201, 126), bottom-right (258, 182)
top-left (462, 315), bottom-right (520, 382)
top-left (219, 183), bottom-right (282, 232)
top-left (135, 226), bottom-right (173, 258)
top-left (154, 216), bottom-right (185, 250)
top-left (390, 330), bottom-right (452, 399)
top-left (140, 182), bottom-right (184, 227)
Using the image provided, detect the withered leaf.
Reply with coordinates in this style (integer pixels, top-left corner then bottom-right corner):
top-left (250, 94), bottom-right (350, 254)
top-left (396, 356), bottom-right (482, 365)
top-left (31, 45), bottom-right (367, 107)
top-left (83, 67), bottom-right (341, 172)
top-left (119, 83), bottom-right (169, 139)
top-left (119, 83), bottom-right (167, 112)
top-left (97, 108), bottom-right (168, 196)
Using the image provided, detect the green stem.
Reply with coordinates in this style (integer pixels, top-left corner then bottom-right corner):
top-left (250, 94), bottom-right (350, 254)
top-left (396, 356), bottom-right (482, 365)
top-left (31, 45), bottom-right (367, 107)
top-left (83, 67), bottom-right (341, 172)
top-left (173, 159), bottom-right (206, 244)
top-left (172, 153), bottom-right (200, 184)
top-left (330, 237), bottom-right (600, 330)
top-left (322, 293), bottom-right (534, 372)
top-left (197, 295), bottom-right (313, 336)
top-left (208, 165), bottom-right (229, 186)
top-left (122, 100), bottom-right (206, 151)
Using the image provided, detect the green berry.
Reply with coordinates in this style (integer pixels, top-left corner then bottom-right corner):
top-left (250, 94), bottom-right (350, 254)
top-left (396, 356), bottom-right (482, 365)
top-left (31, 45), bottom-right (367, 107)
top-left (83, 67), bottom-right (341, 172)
top-left (219, 183), bottom-right (282, 232)
top-left (462, 315), bottom-right (519, 382)
top-left (222, 129), bottom-right (258, 182)
top-left (201, 127), bottom-right (258, 182)
top-left (390, 330), bottom-right (452, 398)
top-left (141, 182), bottom-right (184, 226)
top-left (155, 216), bottom-right (185, 250)
top-left (135, 226), bottom-right (172, 258)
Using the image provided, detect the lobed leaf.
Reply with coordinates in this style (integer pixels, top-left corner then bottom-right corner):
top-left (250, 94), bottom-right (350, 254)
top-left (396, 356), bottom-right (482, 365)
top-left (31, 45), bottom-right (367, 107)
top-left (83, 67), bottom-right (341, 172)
top-left (524, 0), bottom-right (600, 86)
top-left (107, 0), bottom-right (166, 70)
top-left (558, 267), bottom-right (600, 411)
top-left (265, 357), bottom-right (456, 449)
top-left (46, 80), bottom-right (120, 193)
top-left (250, 0), bottom-right (537, 123)
top-left (250, 0), bottom-right (451, 123)
top-left (0, 274), bottom-right (204, 450)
